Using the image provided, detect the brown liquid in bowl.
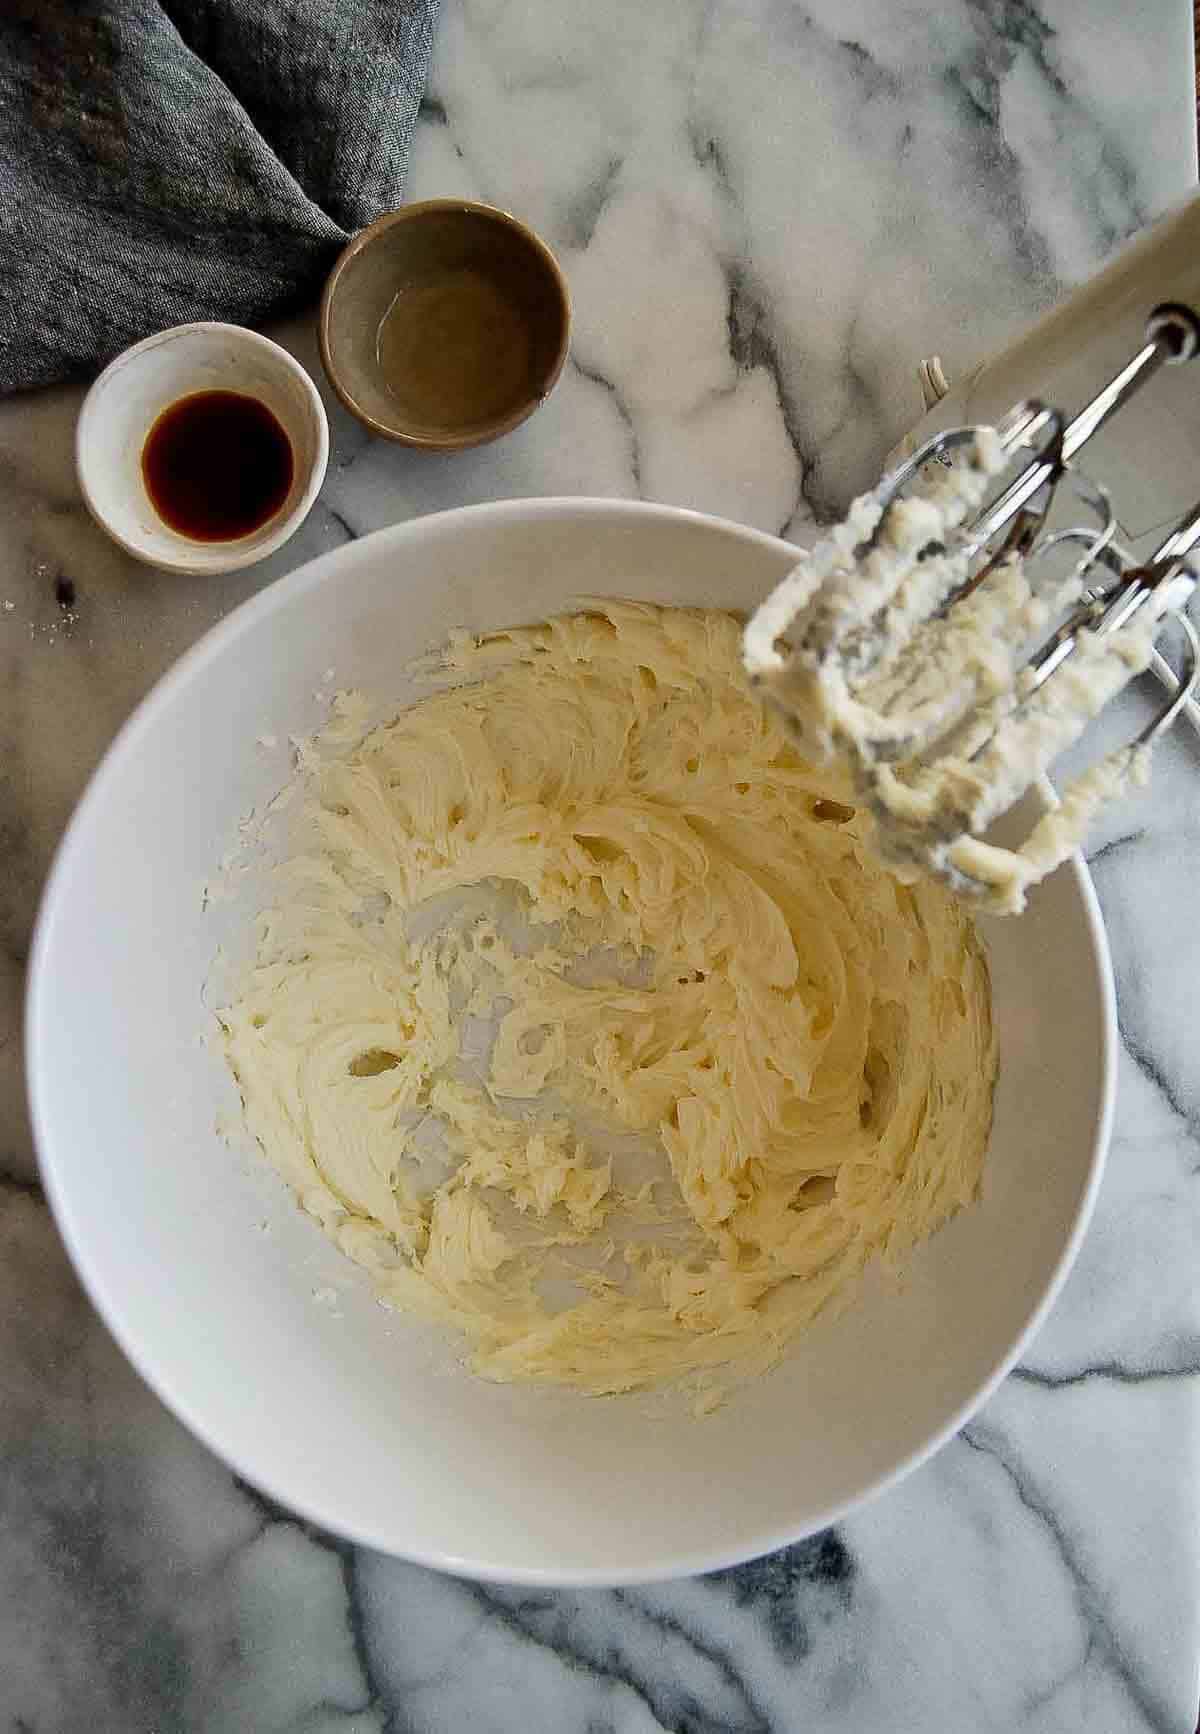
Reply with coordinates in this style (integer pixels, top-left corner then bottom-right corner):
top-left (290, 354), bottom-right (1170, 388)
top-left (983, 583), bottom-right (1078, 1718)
top-left (142, 391), bottom-right (294, 541)
top-left (376, 269), bottom-right (534, 430)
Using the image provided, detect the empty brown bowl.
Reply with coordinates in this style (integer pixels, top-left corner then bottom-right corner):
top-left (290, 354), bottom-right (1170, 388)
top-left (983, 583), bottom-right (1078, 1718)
top-left (319, 200), bottom-right (571, 449)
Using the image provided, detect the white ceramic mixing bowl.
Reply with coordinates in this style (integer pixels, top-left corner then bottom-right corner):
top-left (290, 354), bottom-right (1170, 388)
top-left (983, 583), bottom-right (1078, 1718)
top-left (27, 499), bottom-right (1114, 1585)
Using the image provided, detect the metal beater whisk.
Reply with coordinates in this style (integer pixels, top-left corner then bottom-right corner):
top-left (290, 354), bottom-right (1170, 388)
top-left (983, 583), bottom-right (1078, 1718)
top-left (743, 304), bottom-right (1200, 911)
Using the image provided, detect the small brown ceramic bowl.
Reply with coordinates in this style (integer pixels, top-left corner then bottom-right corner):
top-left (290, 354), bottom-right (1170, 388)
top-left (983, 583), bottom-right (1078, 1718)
top-left (319, 201), bottom-right (571, 449)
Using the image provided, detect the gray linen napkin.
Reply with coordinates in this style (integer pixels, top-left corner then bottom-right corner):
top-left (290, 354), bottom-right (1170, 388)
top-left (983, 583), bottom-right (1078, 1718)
top-left (0, 0), bottom-right (440, 394)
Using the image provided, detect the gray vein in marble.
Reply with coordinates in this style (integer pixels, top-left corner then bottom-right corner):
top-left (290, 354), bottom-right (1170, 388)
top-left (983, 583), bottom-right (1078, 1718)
top-left (322, 503), bottom-right (362, 543)
top-left (613, 1585), bottom-right (771, 1728)
top-left (1017, 1631), bottom-right (1098, 1730)
top-left (937, 57), bottom-right (1053, 278)
top-left (229, 1476), bottom-right (385, 1725)
top-left (570, 357), bottom-right (643, 493)
top-left (563, 156), bottom-right (625, 252)
top-left (1085, 826), bottom-right (1149, 866)
top-left (470, 1577), bottom-right (770, 1733)
top-left (706, 1532), bottom-right (854, 1657)
top-left (359, 1560), bottom-right (752, 1732)
top-left (959, 1422), bottom-right (1175, 1734)
top-left (1122, 1031), bottom-right (1200, 1151)
top-left (975, 0), bottom-right (1151, 269)
top-left (988, 0), bottom-right (1149, 254)
top-left (1014, 1354), bottom-right (1200, 1390)
top-left (675, 100), bottom-right (820, 529)
top-left (831, 36), bottom-right (903, 102)
top-left (723, 265), bottom-right (817, 537)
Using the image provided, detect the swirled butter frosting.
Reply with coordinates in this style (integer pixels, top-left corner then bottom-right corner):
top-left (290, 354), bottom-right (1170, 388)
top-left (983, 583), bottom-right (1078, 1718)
top-left (219, 603), bottom-right (995, 1405)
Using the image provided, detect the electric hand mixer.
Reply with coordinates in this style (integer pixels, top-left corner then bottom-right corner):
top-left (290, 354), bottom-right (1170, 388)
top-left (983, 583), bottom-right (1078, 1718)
top-left (743, 195), bottom-right (1200, 914)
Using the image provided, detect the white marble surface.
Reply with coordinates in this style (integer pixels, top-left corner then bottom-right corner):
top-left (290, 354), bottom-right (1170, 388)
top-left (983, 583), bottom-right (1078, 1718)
top-left (2, 0), bottom-right (1199, 1728)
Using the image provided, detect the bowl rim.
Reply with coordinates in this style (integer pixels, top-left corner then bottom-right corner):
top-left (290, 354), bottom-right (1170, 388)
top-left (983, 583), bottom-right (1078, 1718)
top-left (318, 199), bottom-right (573, 449)
top-left (26, 496), bottom-right (1116, 1586)
top-left (75, 320), bottom-right (331, 575)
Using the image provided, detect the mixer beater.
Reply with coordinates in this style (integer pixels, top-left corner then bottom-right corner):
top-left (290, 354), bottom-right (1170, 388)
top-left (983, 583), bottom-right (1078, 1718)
top-left (743, 304), bottom-right (1200, 912)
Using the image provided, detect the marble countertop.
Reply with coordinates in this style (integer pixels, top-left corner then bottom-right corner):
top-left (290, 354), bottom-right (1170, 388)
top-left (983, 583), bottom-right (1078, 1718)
top-left (3, 1), bottom-right (1200, 1729)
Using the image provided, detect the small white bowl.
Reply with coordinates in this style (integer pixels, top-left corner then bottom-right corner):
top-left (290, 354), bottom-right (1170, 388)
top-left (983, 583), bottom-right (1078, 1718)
top-left (76, 323), bottom-right (329, 575)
